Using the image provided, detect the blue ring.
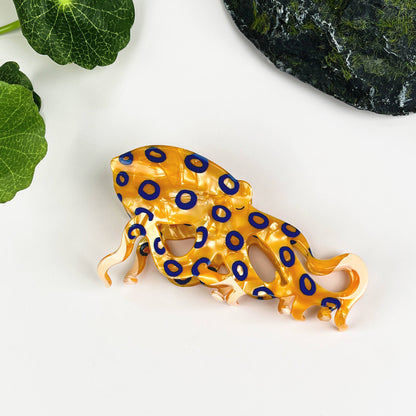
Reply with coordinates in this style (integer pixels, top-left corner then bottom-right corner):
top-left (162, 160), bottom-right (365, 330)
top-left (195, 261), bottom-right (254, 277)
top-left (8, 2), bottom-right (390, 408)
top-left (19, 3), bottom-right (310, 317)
top-left (164, 260), bottom-right (183, 277)
top-left (145, 147), bottom-right (166, 163)
top-left (321, 297), bottom-right (341, 311)
top-left (279, 246), bottom-right (295, 267)
top-left (135, 207), bottom-right (154, 221)
top-left (184, 154), bottom-right (209, 173)
top-left (119, 152), bottom-right (133, 165)
top-left (128, 224), bottom-right (146, 240)
top-left (175, 190), bottom-right (197, 210)
top-left (253, 286), bottom-right (275, 299)
top-left (154, 237), bottom-right (166, 255)
top-left (117, 193), bottom-right (123, 202)
top-left (282, 223), bottom-right (300, 238)
top-left (218, 174), bottom-right (240, 195)
top-left (248, 212), bottom-right (269, 229)
top-left (232, 261), bottom-right (248, 281)
top-left (139, 242), bottom-right (149, 256)
top-left (191, 257), bottom-right (210, 276)
top-left (116, 171), bottom-right (129, 187)
top-left (174, 277), bottom-right (192, 285)
top-left (194, 226), bottom-right (208, 249)
top-left (226, 231), bottom-right (244, 251)
top-left (212, 205), bottom-right (231, 223)
top-left (299, 274), bottom-right (316, 296)
top-left (138, 180), bottom-right (160, 201)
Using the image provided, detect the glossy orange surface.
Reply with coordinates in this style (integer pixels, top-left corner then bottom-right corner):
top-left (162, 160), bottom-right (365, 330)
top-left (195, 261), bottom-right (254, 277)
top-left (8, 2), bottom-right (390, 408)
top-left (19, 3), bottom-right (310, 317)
top-left (98, 145), bottom-right (368, 330)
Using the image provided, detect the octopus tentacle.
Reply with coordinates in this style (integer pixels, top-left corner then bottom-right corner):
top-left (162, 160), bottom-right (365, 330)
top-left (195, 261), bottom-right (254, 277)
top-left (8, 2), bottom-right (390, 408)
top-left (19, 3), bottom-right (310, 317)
top-left (97, 214), bottom-right (149, 287)
top-left (244, 229), bottom-right (367, 330)
top-left (302, 251), bottom-right (367, 330)
top-left (124, 239), bottom-right (150, 284)
top-left (207, 277), bottom-right (245, 305)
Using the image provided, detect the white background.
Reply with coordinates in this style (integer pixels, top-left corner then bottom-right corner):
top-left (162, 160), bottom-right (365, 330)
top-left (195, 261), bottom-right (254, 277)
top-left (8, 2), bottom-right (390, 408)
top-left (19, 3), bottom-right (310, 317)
top-left (0, 1), bottom-right (414, 415)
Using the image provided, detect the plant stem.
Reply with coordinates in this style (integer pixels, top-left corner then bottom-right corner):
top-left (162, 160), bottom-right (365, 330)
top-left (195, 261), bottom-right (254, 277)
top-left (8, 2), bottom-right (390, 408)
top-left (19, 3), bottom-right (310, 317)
top-left (0, 20), bottom-right (21, 35)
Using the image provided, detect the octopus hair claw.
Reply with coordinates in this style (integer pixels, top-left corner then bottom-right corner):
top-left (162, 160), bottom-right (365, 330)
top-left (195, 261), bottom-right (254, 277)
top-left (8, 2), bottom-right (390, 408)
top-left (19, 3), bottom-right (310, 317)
top-left (98, 145), bottom-right (368, 331)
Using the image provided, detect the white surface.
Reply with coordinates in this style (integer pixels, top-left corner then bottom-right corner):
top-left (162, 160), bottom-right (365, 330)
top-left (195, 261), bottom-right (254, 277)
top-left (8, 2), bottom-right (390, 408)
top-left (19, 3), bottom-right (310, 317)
top-left (0, 1), bottom-right (414, 415)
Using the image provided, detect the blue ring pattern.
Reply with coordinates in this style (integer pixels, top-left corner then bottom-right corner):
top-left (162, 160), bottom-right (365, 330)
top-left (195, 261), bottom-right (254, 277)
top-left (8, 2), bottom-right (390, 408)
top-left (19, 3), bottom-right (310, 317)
top-left (248, 212), bottom-right (270, 229)
top-left (116, 171), bottom-right (129, 187)
top-left (128, 224), bottom-right (146, 240)
top-left (218, 174), bottom-right (240, 195)
top-left (135, 207), bottom-right (154, 221)
top-left (212, 205), bottom-right (231, 223)
top-left (226, 231), bottom-right (244, 251)
top-left (282, 223), bottom-right (300, 238)
top-left (154, 237), bottom-right (166, 255)
top-left (299, 274), bottom-right (316, 296)
top-left (232, 261), bottom-right (248, 281)
top-left (145, 147), bottom-right (166, 163)
top-left (138, 180), bottom-right (160, 201)
top-left (119, 152), bottom-right (133, 165)
top-left (191, 257), bottom-right (210, 276)
top-left (321, 297), bottom-right (341, 311)
top-left (253, 286), bottom-right (275, 299)
top-left (175, 190), bottom-right (197, 210)
top-left (117, 193), bottom-right (123, 202)
top-left (194, 226), bottom-right (208, 249)
top-left (164, 260), bottom-right (183, 277)
top-left (184, 154), bottom-right (209, 173)
top-left (174, 277), bottom-right (192, 285)
top-left (279, 246), bottom-right (296, 267)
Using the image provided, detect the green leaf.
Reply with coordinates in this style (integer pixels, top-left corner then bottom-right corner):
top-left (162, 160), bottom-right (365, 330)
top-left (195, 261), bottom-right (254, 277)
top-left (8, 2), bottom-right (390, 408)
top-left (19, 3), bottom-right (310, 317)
top-left (0, 78), bottom-right (47, 203)
top-left (0, 61), bottom-right (41, 109)
top-left (12, 0), bottom-right (135, 70)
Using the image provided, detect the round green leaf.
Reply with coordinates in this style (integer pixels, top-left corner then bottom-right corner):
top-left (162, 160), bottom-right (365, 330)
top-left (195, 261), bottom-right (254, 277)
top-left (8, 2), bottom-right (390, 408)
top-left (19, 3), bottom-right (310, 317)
top-left (13, 0), bottom-right (135, 69)
top-left (0, 61), bottom-right (41, 109)
top-left (0, 81), bottom-right (47, 203)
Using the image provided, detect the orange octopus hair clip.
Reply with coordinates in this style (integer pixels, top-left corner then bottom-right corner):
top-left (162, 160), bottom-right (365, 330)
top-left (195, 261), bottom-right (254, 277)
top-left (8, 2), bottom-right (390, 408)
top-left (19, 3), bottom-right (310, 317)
top-left (98, 145), bottom-right (368, 331)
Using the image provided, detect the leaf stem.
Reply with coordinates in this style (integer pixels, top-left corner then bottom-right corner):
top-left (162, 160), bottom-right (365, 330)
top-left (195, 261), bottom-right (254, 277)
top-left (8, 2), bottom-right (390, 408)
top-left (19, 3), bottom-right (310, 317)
top-left (0, 20), bottom-right (21, 35)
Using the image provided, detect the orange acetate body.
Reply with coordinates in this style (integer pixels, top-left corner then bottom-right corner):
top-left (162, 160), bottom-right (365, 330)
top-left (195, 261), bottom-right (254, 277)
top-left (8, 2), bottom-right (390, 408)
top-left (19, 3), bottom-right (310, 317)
top-left (98, 145), bottom-right (368, 331)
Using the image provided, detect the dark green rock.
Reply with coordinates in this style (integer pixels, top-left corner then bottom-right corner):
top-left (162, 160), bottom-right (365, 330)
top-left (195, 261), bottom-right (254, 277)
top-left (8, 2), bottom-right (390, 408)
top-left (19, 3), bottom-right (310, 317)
top-left (224, 0), bottom-right (416, 115)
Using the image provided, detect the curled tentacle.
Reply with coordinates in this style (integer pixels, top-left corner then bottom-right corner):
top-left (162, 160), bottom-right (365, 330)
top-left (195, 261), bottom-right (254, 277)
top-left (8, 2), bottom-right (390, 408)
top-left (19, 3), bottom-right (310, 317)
top-left (246, 225), bottom-right (368, 330)
top-left (303, 252), bottom-right (367, 330)
top-left (124, 240), bottom-right (150, 284)
top-left (97, 215), bottom-right (148, 287)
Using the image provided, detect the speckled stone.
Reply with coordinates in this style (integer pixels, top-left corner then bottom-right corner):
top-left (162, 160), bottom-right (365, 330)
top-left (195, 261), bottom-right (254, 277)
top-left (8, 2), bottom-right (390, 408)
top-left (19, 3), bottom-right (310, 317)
top-left (224, 0), bottom-right (416, 115)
